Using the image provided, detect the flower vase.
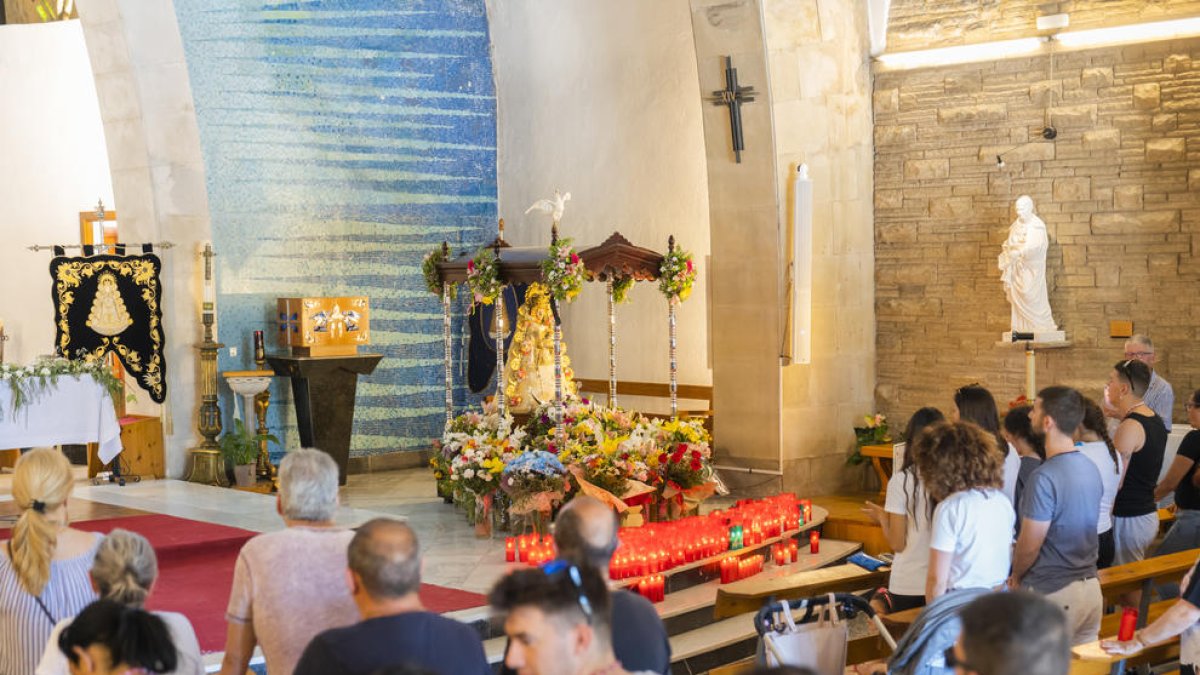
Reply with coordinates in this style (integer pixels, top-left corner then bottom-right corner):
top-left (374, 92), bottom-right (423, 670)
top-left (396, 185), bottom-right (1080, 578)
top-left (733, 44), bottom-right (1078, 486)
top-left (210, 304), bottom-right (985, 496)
top-left (475, 492), bottom-right (494, 539)
top-left (492, 492), bottom-right (512, 533)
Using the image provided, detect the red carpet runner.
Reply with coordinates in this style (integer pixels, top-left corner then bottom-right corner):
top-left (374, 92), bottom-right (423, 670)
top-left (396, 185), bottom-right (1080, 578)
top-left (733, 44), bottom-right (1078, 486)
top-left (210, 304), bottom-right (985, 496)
top-left (2, 514), bottom-right (486, 652)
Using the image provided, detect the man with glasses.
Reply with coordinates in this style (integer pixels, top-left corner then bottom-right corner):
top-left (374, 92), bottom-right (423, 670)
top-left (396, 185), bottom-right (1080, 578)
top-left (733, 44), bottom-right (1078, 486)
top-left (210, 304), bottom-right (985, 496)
top-left (947, 591), bottom-right (1069, 675)
top-left (1118, 334), bottom-right (1174, 430)
top-left (490, 563), bottom-right (658, 675)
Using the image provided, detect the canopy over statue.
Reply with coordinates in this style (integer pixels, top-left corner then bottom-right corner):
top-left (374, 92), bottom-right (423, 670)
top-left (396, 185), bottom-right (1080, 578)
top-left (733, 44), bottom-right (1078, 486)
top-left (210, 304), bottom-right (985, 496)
top-left (998, 196), bottom-right (1064, 342)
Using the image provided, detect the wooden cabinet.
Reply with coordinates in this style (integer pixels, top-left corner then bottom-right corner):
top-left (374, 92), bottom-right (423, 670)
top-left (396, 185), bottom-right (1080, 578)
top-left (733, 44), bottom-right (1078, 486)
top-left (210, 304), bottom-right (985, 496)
top-left (88, 415), bottom-right (164, 479)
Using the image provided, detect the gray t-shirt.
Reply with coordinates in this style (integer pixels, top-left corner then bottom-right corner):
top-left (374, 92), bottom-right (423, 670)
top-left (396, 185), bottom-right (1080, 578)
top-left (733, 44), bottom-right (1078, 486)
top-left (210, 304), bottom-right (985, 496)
top-left (1019, 450), bottom-right (1103, 594)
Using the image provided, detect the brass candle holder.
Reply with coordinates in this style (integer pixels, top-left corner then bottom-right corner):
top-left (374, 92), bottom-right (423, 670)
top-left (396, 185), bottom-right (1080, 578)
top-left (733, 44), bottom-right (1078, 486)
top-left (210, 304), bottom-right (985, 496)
top-left (187, 243), bottom-right (227, 486)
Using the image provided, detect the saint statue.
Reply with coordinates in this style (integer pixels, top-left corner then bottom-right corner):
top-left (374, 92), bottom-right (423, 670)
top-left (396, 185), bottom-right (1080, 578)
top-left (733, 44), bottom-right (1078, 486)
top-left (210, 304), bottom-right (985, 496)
top-left (998, 196), bottom-right (1058, 336)
top-left (503, 283), bottom-right (576, 413)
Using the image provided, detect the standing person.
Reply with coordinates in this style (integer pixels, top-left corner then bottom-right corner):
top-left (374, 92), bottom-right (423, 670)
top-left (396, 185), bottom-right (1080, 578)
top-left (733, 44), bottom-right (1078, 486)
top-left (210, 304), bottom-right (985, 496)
top-left (219, 448), bottom-right (358, 675)
top-left (1008, 386), bottom-right (1103, 645)
top-left (1154, 389), bottom-right (1200, 561)
top-left (0, 448), bottom-right (101, 675)
top-left (1077, 398), bottom-right (1122, 569)
top-left (862, 406), bottom-right (944, 615)
top-left (914, 420), bottom-right (1014, 601)
top-left (490, 564), bottom-right (658, 675)
top-left (1002, 404), bottom-right (1045, 524)
top-left (293, 519), bottom-right (489, 675)
top-left (36, 529), bottom-right (203, 675)
top-left (1107, 360), bottom-right (1168, 568)
top-left (1121, 334), bottom-right (1174, 430)
top-left (953, 384), bottom-right (1021, 505)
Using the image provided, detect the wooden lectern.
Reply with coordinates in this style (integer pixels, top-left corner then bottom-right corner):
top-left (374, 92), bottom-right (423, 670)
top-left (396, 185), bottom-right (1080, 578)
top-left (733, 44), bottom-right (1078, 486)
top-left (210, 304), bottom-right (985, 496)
top-left (266, 354), bottom-right (382, 485)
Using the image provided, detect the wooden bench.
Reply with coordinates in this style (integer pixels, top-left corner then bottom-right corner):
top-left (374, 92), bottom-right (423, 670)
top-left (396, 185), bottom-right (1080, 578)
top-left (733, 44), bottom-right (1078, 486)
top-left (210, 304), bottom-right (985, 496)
top-left (714, 561), bottom-right (889, 619)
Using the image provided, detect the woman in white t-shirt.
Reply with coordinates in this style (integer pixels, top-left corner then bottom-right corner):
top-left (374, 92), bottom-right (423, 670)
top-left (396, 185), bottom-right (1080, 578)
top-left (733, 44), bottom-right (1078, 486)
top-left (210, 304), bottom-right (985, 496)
top-left (953, 384), bottom-right (1022, 505)
top-left (863, 406), bottom-right (945, 615)
top-left (1078, 397), bottom-right (1123, 569)
top-left (914, 419), bottom-right (1015, 601)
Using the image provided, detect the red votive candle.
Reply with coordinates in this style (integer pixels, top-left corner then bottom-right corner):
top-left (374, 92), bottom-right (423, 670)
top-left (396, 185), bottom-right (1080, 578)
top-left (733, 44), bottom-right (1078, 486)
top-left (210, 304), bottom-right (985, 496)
top-left (1118, 607), bottom-right (1138, 641)
top-left (789, 540), bottom-right (799, 562)
top-left (505, 538), bottom-right (516, 563)
top-left (810, 531), bottom-right (820, 554)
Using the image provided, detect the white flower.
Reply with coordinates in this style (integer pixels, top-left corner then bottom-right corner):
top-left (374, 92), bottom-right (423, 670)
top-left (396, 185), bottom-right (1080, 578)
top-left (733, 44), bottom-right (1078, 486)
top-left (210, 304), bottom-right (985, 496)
top-left (464, 468), bottom-right (476, 479)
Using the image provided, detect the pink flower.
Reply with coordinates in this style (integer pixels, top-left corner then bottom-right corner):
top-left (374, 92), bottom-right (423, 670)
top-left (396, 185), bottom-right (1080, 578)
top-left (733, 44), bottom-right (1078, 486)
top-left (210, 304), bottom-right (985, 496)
top-left (467, 260), bottom-right (475, 272)
top-left (570, 253), bottom-right (580, 264)
top-left (686, 259), bottom-right (693, 272)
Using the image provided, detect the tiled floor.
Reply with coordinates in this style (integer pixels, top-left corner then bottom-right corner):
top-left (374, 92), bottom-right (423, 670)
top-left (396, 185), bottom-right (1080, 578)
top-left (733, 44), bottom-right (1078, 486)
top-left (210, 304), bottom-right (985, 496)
top-left (1, 466), bottom-right (510, 593)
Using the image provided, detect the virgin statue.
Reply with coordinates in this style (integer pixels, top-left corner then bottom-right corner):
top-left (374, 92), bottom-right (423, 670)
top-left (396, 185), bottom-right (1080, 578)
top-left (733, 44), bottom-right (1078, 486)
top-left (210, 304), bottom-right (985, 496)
top-left (998, 195), bottom-right (1058, 335)
top-left (503, 283), bottom-right (576, 413)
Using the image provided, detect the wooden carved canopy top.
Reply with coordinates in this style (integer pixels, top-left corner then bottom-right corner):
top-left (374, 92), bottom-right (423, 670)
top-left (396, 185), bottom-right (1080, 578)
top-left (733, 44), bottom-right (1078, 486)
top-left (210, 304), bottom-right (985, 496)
top-left (436, 232), bottom-right (665, 285)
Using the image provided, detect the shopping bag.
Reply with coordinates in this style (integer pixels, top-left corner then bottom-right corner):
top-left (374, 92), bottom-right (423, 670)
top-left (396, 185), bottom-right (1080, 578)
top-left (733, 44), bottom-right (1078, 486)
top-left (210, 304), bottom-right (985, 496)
top-left (757, 594), bottom-right (848, 674)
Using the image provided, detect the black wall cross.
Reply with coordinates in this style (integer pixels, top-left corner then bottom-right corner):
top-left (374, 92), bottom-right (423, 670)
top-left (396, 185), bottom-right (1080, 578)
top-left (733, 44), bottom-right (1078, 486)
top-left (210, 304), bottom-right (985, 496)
top-left (706, 55), bottom-right (757, 163)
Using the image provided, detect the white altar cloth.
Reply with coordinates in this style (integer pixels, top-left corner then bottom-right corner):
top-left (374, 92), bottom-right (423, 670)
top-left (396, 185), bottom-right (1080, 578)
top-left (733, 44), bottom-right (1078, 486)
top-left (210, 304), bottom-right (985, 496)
top-left (0, 375), bottom-right (123, 463)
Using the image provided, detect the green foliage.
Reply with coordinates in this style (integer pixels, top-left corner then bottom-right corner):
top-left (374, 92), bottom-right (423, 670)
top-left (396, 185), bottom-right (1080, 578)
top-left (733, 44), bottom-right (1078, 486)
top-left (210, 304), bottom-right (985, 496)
top-left (219, 418), bottom-right (280, 466)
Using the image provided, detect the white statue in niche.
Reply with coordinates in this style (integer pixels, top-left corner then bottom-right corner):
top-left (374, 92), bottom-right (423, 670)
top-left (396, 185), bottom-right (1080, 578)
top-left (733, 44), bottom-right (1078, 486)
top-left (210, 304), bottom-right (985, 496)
top-left (999, 195), bottom-right (1062, 340)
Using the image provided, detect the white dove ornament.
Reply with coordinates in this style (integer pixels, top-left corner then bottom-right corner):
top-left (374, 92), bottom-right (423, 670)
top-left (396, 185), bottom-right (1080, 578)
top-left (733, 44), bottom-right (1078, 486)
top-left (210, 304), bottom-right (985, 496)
top-left (525, 190), bottom-right (572, 226)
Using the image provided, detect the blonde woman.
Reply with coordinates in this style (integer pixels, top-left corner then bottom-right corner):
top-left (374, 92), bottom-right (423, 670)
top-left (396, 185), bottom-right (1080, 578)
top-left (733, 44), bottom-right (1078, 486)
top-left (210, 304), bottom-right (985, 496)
top-left (36, 529), bottom-right (203, 675)
top-left (0, 448), bottom-right (101, 674)
top-left (914, 420), bottom-right (1015, 601)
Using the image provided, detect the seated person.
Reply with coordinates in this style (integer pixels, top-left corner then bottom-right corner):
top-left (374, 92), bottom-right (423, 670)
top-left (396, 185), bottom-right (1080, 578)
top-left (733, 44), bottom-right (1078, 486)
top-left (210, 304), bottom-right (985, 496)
top-left (490, 563), bottom-right (657, 675)
top-left (951, 591), bottom-right (1070, 675)
top-left (219, 448), bottom-right (358, 675)
top-left (294, 518), bottom-right (489, 675)
top-left (57, 600), bottom-right (178, 675)
top-left (1103, 555), bottom-right (1200, 674)
top-left (37, 528), bottom-right (203, 675)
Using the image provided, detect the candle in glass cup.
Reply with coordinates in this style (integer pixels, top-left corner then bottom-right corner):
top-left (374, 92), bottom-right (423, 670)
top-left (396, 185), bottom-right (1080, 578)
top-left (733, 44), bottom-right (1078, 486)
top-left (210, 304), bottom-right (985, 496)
top-left (809, 530), bottom-right (820, 554)
top-left (505, 538), bottom-right (516, 562)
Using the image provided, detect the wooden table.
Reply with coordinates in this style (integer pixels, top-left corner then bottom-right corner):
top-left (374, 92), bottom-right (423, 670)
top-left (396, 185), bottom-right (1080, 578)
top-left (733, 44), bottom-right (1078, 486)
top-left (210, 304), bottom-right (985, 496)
top-left (860, 444), bottom-right (895, 494)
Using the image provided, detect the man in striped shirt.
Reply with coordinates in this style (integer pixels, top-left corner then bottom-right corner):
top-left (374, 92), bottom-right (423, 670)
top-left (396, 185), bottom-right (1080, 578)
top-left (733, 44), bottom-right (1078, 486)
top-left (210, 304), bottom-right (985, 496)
top-left (1124, 334), bottom-right (1174, 431)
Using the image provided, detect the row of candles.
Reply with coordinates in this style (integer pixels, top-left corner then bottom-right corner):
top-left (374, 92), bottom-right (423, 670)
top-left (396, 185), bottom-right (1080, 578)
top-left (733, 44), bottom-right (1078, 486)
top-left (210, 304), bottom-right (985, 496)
top-left (635, 575), bottom-right (666, 602)
top-left (719, 554), bottom-right (765, 583)
top-left (505, 533), bottom-right (555, 564)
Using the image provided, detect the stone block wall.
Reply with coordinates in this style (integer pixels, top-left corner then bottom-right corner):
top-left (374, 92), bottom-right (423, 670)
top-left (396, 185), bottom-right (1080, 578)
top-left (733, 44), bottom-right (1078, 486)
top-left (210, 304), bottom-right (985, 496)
top-left (875, 38), bottom-right (1200, 426)
top-left (888, 0), bottom-right (1200, 52)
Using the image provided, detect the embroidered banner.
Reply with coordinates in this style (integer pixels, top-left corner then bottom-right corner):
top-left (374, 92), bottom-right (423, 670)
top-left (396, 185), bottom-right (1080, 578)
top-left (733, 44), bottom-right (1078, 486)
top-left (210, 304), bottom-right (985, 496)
top-left (50, 254), bottom-right (167, 403)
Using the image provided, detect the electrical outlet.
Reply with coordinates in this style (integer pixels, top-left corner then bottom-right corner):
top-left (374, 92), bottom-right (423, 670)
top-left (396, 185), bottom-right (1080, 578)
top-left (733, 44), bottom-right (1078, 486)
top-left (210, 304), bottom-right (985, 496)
top-left (229, 346), bottom-right (239, 357)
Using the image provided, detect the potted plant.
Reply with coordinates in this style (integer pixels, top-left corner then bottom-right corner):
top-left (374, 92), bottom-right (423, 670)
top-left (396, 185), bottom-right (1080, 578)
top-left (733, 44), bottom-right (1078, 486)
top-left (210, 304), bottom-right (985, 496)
top-left (219, 419), bottom-right (279, 488)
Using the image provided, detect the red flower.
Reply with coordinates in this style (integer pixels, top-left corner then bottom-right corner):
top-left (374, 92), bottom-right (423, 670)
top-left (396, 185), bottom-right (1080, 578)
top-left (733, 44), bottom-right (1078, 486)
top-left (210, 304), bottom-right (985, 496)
top-left (467, 260), bottom-right (475, 272)
top-left (672, 450), bottom-right (685, 463)
top-left (570, 252), bottom-right (580, 264)
top-left (686, 259), bottom-right (693, 272)
top-left (690, 460), bottom-right (702, 472)
top-left (677, 443), bottom-right (687, 453)
top-left (658, 453), bottom-right (668, 464)
top-left (691, 449), bottom-right (701, 459)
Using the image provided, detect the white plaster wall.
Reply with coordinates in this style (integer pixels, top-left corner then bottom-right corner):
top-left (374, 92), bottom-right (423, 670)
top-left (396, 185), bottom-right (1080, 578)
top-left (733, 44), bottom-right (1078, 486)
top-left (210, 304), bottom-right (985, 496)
top-left (77, 0), bottom-right (211, 477)
top-left (0, 21), bottom-right (115, 366)
top-left (487, 0), bottom-right (713, 395)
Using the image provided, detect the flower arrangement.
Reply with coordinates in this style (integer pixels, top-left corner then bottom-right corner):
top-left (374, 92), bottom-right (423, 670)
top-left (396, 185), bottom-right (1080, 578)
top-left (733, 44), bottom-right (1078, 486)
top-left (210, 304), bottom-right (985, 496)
top-left (501, 450), bottom-right (568, 520)
top-left (1, 356), bottom-right (125, 419)
top-left (610, 276), bottom-right (635, 304)
top-left (658, 246), bottom-right (697, 302)
top-left (422, 246), bottom-right (456, 300)
top-left (848, 413), bottom-right (890, 466)
top-left (466, 247), bottom-right (502, 306)
top-left (540, 237), bottom-right (587, 303)
top-left (647, 417), bottom-right (714, 491)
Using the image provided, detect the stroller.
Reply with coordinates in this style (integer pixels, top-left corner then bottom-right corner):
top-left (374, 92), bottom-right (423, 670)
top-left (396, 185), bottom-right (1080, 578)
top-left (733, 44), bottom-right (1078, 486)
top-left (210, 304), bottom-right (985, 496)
top-left (754, 593), bottom-right (897, 674)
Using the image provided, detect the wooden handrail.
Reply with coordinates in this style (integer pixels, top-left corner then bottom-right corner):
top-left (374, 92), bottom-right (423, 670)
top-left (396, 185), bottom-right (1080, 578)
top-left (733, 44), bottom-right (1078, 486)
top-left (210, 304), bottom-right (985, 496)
top-left (575, 378), bottom-right (713, 401)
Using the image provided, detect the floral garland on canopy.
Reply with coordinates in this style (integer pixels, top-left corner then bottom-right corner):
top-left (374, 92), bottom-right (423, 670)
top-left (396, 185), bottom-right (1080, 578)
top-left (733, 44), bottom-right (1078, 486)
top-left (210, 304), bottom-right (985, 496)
top-left (422, 247), bottom-right (456, 300)
top-left (465, 248), bottom-right (502, 306)
top-left (540, 237), bottom-right (587, 303)
top-left (659, 246), bottom-right (697, 302)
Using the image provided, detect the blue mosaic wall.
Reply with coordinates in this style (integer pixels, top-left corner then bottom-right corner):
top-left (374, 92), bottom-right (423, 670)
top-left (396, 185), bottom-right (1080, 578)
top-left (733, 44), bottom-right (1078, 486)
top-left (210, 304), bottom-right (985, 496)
top-left (174, 0), bottom-right (496, 457)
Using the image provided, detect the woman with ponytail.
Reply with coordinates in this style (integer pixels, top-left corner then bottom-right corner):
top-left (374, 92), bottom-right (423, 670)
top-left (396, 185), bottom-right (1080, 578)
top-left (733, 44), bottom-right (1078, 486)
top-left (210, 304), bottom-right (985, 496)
top-left (37, 530), bottom-right (203, 675)
top-left (1078, 397), bottom-right (1122, 569)
top-left (57, 599), bottom-right (178, 675)
top-left (1, 448), bottom-right (102, 674)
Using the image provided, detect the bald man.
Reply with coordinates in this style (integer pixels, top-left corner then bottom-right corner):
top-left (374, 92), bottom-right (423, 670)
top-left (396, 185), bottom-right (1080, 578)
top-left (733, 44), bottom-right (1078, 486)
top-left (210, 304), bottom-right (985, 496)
top-left (294, 518), bottom-right (489, 675)
top-left (499, 496), bottom-right (671, 675)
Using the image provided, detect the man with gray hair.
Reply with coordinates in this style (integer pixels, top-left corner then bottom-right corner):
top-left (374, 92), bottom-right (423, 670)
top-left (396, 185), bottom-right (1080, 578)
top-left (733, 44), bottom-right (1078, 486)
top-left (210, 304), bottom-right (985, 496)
top-left (294, 518), bottom-right (489, 675)
top-left (219, 448), bottom-right (357, 675)
top-left (1108, 334), bottom-right (1175, 430)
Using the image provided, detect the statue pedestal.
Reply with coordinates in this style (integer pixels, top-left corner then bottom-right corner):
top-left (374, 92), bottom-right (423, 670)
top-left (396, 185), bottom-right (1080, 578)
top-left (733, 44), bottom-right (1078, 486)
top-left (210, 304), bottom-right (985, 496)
top-left (995, 336), bottom-right (1071, 400)
top-left (266, 354), bottom-right (382, 485)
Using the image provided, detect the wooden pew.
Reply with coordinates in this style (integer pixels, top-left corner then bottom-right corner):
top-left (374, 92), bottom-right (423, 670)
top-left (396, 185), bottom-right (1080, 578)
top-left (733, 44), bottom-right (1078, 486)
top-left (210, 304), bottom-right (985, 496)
top-left (713, 562), bottom-right (889, 619)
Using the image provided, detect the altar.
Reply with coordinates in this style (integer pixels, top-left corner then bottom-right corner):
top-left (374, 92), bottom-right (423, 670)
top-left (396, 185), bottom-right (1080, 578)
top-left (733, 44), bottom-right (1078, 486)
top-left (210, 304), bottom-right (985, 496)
top-left (0, 373), bottom-right (123, 464)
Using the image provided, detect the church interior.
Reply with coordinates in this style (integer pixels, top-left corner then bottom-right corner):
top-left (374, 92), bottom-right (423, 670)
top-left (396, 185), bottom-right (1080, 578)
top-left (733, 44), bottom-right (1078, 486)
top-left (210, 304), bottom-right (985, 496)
top-left (4, 0), bottom-right (1200, 673)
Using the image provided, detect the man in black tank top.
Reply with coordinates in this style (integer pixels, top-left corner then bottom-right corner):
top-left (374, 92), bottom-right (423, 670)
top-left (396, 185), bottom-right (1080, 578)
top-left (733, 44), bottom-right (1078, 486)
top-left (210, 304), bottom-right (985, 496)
top-left (1105, 360), bottom-right (1168, 598)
